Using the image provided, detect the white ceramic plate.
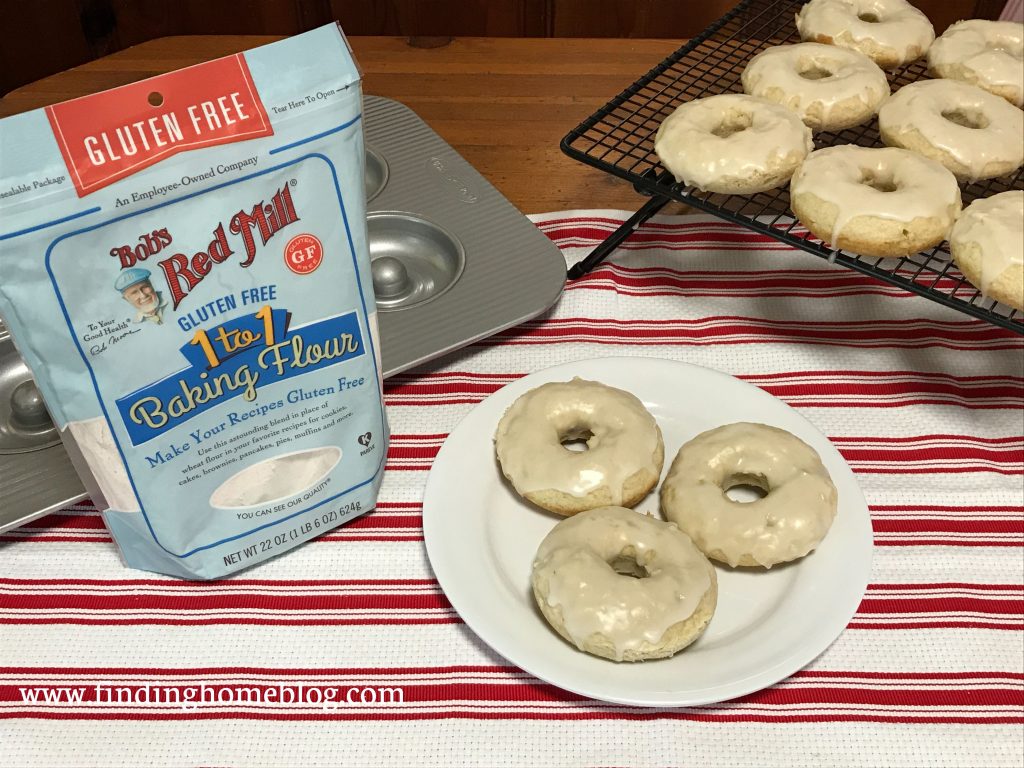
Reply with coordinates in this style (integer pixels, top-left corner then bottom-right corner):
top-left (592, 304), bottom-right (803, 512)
top-left (422, 357), bottom-right (872, 707)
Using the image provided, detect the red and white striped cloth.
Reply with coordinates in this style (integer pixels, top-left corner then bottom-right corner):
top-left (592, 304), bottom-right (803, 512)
top-left (2, 212), bottom-right (1022, 767)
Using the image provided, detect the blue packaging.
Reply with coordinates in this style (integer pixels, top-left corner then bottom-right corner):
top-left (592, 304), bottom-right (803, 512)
top-left (0, 25), bottom-right (389, 579)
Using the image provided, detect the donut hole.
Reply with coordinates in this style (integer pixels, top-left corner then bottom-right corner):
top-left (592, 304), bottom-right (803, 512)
top-left (608, 548), bottom-right (650, 579)
top-left (710, 110), bottom-right (754, 138)
top-left (857, 12), bottom-right (881, 23)
top-left (859, 169), bottom-right (899, 193)
top-left (796, 62), bottom-right (834, 81)
top-left (941, 108), bottom-right (990, 130)
top-left (723, 472), bottom-right (770, 504)
top-left (559, 428), bottom-right (594, 453)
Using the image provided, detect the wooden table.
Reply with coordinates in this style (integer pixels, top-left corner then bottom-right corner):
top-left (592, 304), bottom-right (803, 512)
top-left (0, 36), bottom-right (683, 214)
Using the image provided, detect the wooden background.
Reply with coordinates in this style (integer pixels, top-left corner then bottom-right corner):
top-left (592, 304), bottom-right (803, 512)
top-left (1, 0), bottom-right (1006, 96)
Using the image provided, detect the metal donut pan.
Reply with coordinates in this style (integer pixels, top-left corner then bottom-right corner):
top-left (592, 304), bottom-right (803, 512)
top-left (0, 95), bottom-right (566, 533)
top-left (0, 323), bottom-right (89, 534)
top-left (363, 96), bottom-right (565, 374)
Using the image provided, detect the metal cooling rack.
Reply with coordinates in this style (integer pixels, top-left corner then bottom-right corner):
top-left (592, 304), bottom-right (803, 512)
top-left (560, 0), bottom-right (1024, 333)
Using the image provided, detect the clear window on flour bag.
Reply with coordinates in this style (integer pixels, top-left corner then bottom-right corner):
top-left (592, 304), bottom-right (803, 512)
top-left (0, 24), bottom-right (388, 579)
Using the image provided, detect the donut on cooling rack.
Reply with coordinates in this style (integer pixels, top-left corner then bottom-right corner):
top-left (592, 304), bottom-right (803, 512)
top-left (950, 191), bottom-right (1024, 311)
top-left (789, 145), bottom-right (961, 258)
top-left (531, 506), bottom-right (718, 661)
top-left (653, 93), bottom-right (813, 194)
top-left (494, 378), bottom-right (664, 515)
top-left (928, 20), bottom-right (1024, 108)
top-left (878, 79), bottom-right (1024, 182)
top-left (795, 0), bottom-right (935, 70)
top-left (741, 42), bottom-right (890, 132)
top-left (660, 423), bottom-right (838, 568)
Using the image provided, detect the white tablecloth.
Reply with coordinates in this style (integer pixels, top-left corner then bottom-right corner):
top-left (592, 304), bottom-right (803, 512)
top-left (2, 212), bottom-right (1022, 767)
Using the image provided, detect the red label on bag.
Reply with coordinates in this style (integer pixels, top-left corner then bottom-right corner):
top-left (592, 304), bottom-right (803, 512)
top-left (284, 234), bottom-right (324, 275)
top-left (46, 53), bottom-right (273, 197)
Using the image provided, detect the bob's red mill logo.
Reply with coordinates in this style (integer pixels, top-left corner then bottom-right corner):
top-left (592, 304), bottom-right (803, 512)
top-left (45, 53), bottom-right (273, 197)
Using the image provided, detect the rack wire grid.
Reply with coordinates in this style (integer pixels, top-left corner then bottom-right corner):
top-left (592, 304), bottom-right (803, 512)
top-left (560, 0), bottom-right (1024, 334)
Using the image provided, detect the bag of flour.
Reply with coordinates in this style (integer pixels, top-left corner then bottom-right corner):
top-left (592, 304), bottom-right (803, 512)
top-left (0, 25), bottom-right (388, 579)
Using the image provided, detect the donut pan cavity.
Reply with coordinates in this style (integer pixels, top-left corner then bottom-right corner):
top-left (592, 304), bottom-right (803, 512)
top-left (368, 212), bottom-right (466, 310)
top-left (0, 95), bottom-right (566, 533)
top-left (0, 342), bottom-right (59, 454)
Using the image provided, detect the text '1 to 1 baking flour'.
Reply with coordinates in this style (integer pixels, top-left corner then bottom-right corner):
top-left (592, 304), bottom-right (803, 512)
top-left (0, 25), bottom-right (389, 579)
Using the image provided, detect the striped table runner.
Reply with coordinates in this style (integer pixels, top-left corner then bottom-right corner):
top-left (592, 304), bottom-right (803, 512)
top-left (2, 212), bottom-right (1022, 767)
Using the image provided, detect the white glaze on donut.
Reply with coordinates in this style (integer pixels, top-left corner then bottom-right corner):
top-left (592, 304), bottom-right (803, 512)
top-left (796, 0), bottom-right (935, 68)
top-left (654, 93), bottom-right (812, 192)
top-left (790, 145), bottom-right (961, 247)
top-left (742, 43), bottom-right (890, 131)
top-left (951, 191), bottom-right (1024, 295)
top-left (878, 79), bottom-right (1024, 181)
top-left (494, 378), bottom-right (661, 504)
top-left (532, 506), bottom-right (714, 660)
top-left (928, 20), bottom-right (1024, 107)
top-left (660, 423), bottom-right (838, 568)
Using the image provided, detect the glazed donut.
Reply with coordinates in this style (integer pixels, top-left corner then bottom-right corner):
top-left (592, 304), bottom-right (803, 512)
top-left (796, 0), bottom-right (935, 69)
top-left (790, 146), bottom-right (961, 257)
top-left (654, 93), bottom-right (813, 194)
top-left (660, 423), bottom-right (838, 568)
top-left (928, 20), bottom-right (1024, 108)
top-left (879, 79), bottom-right (1024, 182)
top-left (494, 378), bottom-right (664, 515)
top-left (742, 43), bottom-right (890, 132)
top-left (950, 191), bottom-right (1024, 311)
top-left (531, 506), bottom-right (717, 662)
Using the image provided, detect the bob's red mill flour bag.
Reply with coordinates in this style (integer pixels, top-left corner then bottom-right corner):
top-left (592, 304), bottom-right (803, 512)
top-left (0, 26), bottom-right (389, 579)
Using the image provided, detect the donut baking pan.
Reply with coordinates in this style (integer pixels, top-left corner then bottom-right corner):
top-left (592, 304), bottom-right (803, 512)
top-left (0, 321), bottom-right (88, 534)
top-left (0, 96), bottom-right (565, 533)
top-left (561, 0), bottom-right (1024, 333)
top-left (364, 95), bottom-right (566, 374)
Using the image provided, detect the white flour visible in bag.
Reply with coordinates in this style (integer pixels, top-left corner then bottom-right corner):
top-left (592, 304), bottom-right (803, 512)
top-left (0, 25), bottom-right (388, 579)
top-left (209, 447), bottom-right (342, 508)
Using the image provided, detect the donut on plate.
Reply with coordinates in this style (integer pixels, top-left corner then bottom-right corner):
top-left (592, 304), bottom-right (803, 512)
top-left (878, 79), bottom-right (1024, 182)
top-left (494, 378), bottom-right (664, 515)
top-left (790, 145), bottom-right (961, 257)
top-left (950, 191), bottom-right (1024, 311)
top-left (928, 20), bottom-right (1024, 108)
top-left (660, 423), bottom-right (838, 568)
top-left (796, 0), bottom-right (935, 70)
top-left (654, 93), bottom-right (813, 194)
top-left (531, 506), bottom-right (717, 661)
